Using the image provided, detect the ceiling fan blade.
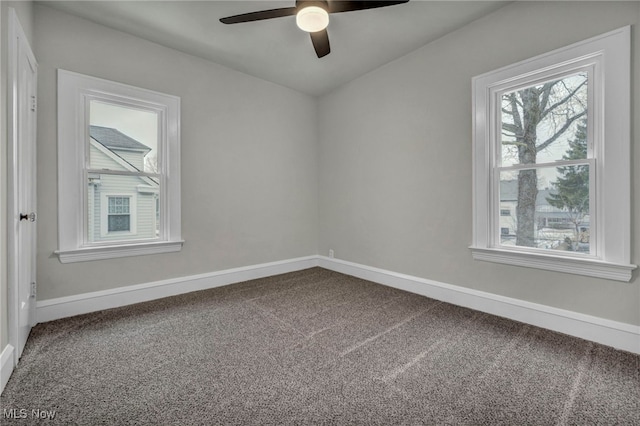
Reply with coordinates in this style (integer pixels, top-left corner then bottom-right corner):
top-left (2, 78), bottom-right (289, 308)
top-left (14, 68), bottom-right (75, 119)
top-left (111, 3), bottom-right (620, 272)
top-left (310, 30), bottom-right (330, 58)
top-left (220, 7), bottom-right (297, 24)
top-left (328, 1), bottom-right (409, 14)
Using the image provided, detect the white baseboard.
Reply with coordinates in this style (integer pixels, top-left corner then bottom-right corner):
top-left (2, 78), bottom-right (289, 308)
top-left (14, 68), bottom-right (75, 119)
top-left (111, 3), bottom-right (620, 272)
top-left (37, 256), bottom-right (319, 323)
top-left (35, 254), bottom-right (639, 354)
top-left (1, 344), bottom-right (15, 395)
top-left (318, 256), bottom-right (640, 354)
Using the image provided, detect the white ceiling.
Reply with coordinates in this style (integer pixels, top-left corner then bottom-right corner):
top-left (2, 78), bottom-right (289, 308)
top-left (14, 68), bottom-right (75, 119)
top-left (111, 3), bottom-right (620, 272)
top-left (38, 1), bottom-right (508, 96)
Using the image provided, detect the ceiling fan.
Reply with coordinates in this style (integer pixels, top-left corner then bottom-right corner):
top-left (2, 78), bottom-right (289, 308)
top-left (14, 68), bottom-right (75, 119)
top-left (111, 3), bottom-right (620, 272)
top-left (220, 1), bottom-right (409, 58)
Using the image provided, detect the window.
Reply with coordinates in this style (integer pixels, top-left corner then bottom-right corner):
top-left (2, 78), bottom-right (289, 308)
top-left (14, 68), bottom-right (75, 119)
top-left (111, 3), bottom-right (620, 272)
top-left (104, 195), bottom-right (134, 234)
top-left (108, 197), bottom-right (130, 232)
top-left (56, 70), bottom-right (182, 262)
top-left (471, 27), bottom-right (635, 281)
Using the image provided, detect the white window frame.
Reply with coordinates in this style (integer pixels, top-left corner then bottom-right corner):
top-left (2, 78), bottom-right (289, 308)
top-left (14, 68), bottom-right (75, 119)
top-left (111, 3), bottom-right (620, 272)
top-left (471, 27), bottom-right (635, 282)
top-left (101, 193), bottom-right (137, 237)
top-left (56, 70), bottom-right (182, 263)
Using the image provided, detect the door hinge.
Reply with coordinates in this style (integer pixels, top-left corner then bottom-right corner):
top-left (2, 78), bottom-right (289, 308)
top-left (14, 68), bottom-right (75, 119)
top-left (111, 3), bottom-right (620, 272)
top-left (31, 95), bottom-right (36, 112)
top-left (30, 282), bottom-right (36, 298)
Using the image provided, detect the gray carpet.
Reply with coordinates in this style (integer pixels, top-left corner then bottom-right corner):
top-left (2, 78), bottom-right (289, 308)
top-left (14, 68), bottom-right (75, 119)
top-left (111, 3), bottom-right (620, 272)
top-left (1, 267), bottom-right (639, 425)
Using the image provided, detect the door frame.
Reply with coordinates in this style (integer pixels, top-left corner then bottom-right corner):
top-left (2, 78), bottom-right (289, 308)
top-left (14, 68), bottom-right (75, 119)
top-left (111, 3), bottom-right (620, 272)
top-left (7, 7), bottom-right (38, 366)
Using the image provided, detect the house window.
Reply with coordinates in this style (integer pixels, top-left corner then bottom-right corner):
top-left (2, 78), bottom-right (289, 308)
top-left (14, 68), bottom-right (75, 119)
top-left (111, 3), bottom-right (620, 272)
top-left (56, 70), bottom-right (182, 263)
top-left (471, 27), bottom-right (635, 281)
top-left (108, 197), bottom-right (131, 232)
top-left (99, 194), bottom-right (137, 237)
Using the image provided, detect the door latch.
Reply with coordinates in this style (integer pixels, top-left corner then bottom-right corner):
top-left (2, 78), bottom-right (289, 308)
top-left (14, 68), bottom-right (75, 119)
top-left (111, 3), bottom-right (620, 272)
top-left (20, 212), bottom-right (36, 222)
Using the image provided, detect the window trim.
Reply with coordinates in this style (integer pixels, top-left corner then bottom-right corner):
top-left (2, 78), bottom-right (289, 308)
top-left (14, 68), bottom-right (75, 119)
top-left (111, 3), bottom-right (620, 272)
top-left (56, 70), bottom-right (182, 263)
top-left (470, 27), bottom-right (635, 282)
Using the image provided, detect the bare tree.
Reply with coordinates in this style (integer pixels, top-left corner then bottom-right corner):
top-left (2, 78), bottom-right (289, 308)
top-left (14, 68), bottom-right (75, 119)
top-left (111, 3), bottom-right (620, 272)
top-left (144, 153), bottom-right (158, 174)
top-left (501, 76), bottom-right (587, 247)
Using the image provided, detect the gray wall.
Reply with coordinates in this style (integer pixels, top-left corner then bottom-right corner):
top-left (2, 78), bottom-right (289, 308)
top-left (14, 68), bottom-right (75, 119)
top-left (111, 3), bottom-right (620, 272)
top-left (34, 5), bottom-right (318, 300)
top-left (16, 1), bottom-right (640, 335)
top-left (1, 0), bottom-right (34, 356)
top-left (318, 1), bottom-right (640, 325)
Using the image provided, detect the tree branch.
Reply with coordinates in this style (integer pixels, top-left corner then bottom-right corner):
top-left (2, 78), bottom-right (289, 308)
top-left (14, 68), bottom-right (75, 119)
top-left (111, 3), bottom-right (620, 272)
top-left (501, 123), bottom-right (520, 134)
top-left (502, 140), bottom-right (527, 148)
top-left (507, 93), bottom-right (523, 134)
top-left (536, 110), bottom-right (587, 152)
top-left (538, 81), bottom-right (557, 113)
top-left (540, 80), bottom-right (587, 119)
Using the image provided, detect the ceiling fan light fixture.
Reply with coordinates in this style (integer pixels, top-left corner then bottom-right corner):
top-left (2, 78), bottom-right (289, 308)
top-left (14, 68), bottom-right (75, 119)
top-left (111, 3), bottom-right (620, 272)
top-left (296, 6), bottom-right (329, 32)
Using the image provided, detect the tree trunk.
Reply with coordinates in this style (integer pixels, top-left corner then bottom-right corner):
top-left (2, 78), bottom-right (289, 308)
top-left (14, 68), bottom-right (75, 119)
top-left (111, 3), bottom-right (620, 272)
top-left (516, 169), bottom-right (537, 246)
top-left (515, 88), bottom-right (540, 247)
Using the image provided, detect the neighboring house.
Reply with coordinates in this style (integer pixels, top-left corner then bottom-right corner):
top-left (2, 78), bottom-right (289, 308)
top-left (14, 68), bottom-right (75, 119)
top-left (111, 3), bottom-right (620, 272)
top-left (88, 125), bottom-right (159, 242)
top-left (499, 179), bottom-right (590, 239)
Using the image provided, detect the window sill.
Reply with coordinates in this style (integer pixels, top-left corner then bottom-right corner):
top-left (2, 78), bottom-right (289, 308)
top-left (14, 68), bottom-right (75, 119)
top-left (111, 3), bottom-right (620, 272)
top-left (469, 246), bottom-right (636, 282)
top-left (55, 240), bottom-right (184, 263)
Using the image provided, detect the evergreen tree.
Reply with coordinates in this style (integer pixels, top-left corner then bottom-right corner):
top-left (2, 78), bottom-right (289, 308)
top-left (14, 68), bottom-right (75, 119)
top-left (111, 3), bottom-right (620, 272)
top-left (545, 120), bottom-right (589, 240)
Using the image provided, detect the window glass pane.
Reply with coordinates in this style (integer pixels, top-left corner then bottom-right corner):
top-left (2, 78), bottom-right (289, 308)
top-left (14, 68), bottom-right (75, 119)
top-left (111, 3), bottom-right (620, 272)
top-left (499, 165), bottom-right (590, 253)
top-left (108, 196), bottom-right (130, 214)
top-left (86, 175), bottom-right (160, 243)
top-left (89, 100), bottom-right (159, 173)
top-left (108, 214), bottom-right (130, 232)
top-left (501, 73), bottom-right (588, 167)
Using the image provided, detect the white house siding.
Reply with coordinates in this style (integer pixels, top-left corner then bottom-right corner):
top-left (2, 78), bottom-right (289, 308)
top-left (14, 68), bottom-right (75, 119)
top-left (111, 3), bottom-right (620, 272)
top-left (88, 141), bottom-right (158, 242)
top-left (115, 150), bottom-right (146, 171)
top-left (89, 184), bottom-right (100, 241)
top-left (87, 183), bottom-right (95, 242)
top-left (134, 184), bottom-right (158, 239)
top-left (89, 141), bottom-right (128, 172)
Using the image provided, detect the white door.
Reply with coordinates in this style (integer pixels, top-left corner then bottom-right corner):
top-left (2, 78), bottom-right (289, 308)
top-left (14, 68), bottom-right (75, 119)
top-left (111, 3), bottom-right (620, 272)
top-left (8, 8), bottom-right (38, 362)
